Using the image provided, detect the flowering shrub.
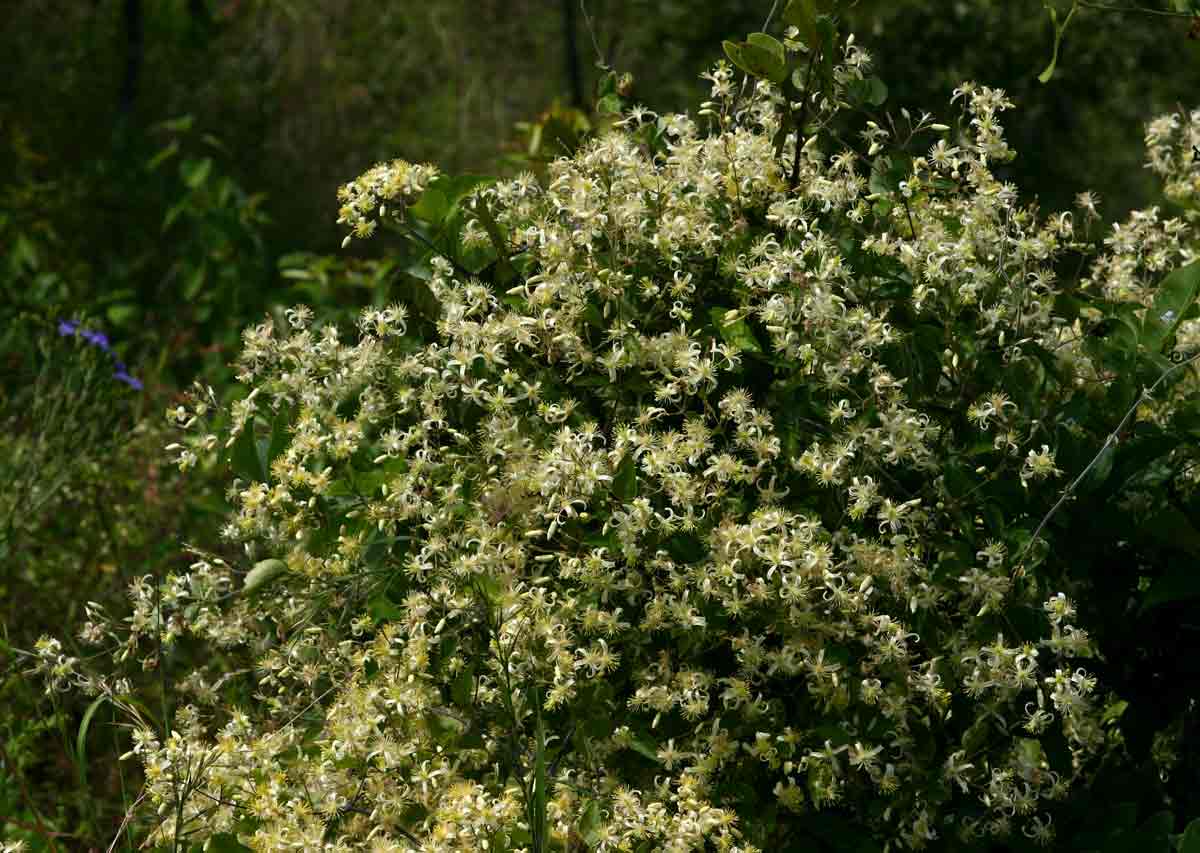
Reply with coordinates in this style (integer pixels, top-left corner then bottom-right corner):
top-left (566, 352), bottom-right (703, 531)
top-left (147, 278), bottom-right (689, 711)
top-left (39, 7), bottom-right (1200, 852)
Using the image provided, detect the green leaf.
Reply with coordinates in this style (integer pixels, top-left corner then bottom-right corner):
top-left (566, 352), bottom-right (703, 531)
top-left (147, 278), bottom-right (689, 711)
top-left (11, 233), bottom-right (40, 272)
top-left (451, 665), bottom-right (476, 707)
top-left (146, 139), bottom-right (180, 171)
top-left (180, 157), bottom-right (213, 189)
top-left (266, 408), bottom-right (293, 474)
top-left (410, 187), bottom-right (449, 225)
top-left (369, 595), bottom-right (403, 623)
top-left (596, 70), bottom-right (618, 99)
top-left (865, 76), bottom-right (889, 106)
top-left (201, 133), bottom-right (230, 154)
top-left (1142, 261), bottom-right (1200, 354)
top-left (1139, 506), bottom-right (1200, 557)
top-left (410, 174), bottom-right (495, 234)
top-left (582, 303), bottom-right (605, 330)
top-left (847, 76), bottom-right (888, 108)
top-left (628, 735), bottom-right (661, 763)
top-left (597, 93), bottom-right (623, 116)
top-left (747, 32), bottom-right (786, 71)
top-left (612, 454), bottom-right (638, 502)
top-left (1139, 562), bottom-right (1200, 614)
top-left (203, 833), bottom-right (254, 853)
top-left (75, 694), bottom-right (108, 785)
top-left (867, 77), bottom-right (888, 106)
top-left (1087, 305), bottom-right (1142, 365)
top-left (579, 799), bottom-right (603, 846)
top-left (226, 413), bottom-right (289, 484)
top-left (723, 38), bottom-right (787, 84)
top-left (438, 174), bottom-right (496, 210)
top-left (961, 715), bottom-right (993, 755)
top-left (1078, 441), bottom-right (1116, 494)
top-left (1101, 429), bottom-right (1179, 498)
top-left (1180, 818), bottom-right (1200, 853)
top-left (229, 421), bottom-right (266, 482)
top-left (710, 307), bottom-right (764, 354)
top-left (105, 303), bottom-right (138, 326)
top-left (159, 114), bottom-right (195, 133)
top-left (869, 154), bottom-right (908, 196)
top-left (183, 263), bottom-right (207, 300)
top-left (783, 0), bottom-right (820, 49)
top-left (457, 225), bottom-right (499, 275)
top-left (471, 196), bottom-right (516, 283)
top-left (1008, 527), bottom-right (1050, 573)
top-left (163, 198), bottom-right (190, 231)
top-left (244, 558), bottom-right (287, 594)
top-left (406, 253), bottom-right (435, 281)
top-left (723, 40), bottom-right (748, 73)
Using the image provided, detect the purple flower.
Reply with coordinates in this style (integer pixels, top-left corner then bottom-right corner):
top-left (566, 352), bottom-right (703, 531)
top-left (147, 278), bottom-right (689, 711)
top-left (114, 370), bottom-right (144, 391)
top-left (82, 329), bottom-right (111, 351)
top-left (56, 318), bottom-right (143, 392)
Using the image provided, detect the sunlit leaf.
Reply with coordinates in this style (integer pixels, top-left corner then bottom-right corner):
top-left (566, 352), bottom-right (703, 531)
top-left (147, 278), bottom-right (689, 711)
top-left (1142, 260), bottom-right (1200, 354)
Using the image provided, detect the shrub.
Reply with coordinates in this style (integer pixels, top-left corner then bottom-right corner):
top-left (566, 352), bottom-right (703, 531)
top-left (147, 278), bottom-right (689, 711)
top-left (43, 8), bottom-right (1200, 851)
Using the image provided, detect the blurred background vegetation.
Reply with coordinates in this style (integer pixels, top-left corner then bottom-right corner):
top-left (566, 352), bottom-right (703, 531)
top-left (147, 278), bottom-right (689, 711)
top-left (1, 0), bottom-right (1197, 849)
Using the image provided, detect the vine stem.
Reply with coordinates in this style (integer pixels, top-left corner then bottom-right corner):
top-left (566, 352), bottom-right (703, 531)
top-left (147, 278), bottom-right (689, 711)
top-left (1013, 349), bottom-right (1200, 575)
top-left (790, 47), bottom-right (820, 190)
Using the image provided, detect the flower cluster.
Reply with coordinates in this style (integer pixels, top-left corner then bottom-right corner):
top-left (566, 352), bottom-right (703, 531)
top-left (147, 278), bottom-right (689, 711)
top-left (336, 159), bottom-right (440, 245)
top-left (1146, 107), bottom-right (1200, 214)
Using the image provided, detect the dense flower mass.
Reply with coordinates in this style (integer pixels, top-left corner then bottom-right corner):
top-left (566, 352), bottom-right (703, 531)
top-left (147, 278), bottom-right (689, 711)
top-left (39, 19), bottom-right (1200, 853)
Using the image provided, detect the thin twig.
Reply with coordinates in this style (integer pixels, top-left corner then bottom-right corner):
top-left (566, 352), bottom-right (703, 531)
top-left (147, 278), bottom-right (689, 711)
top-left (283, 683), bottom-right (340, 729)
top-left (578, 1), bottom-right (605, 67)
top-left (1078, 1), bottom-right (1195, 17)
top-left (107, 791), bottom-right (149, 853)
top-left (761, 0), bottom-right (782, 31)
